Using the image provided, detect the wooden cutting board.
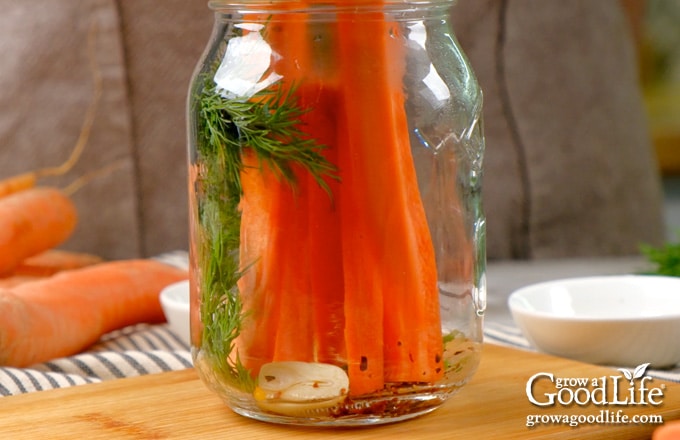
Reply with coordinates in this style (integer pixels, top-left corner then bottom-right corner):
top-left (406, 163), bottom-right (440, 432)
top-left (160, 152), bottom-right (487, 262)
top-left (1, 344), bottom-right (678, 439)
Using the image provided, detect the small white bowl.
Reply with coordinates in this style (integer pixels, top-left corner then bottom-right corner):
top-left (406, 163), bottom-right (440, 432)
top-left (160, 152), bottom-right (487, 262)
top-left (508, 275), bottom-right (680, 367)
top-left (159, 280), bottom-right (190, 346)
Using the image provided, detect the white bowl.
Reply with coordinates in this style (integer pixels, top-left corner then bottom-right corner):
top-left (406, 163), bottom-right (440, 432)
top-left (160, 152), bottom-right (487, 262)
top-left (508, 275), bottom-right (680, 368)
top-left (159, 280), bottom-right (190, 346)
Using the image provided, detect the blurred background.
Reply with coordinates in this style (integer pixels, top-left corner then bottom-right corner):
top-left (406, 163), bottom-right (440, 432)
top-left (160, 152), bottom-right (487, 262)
top-left (0, 0), bottom-right (678, 260)
top-left (633, 0), bottom-right (680, 240)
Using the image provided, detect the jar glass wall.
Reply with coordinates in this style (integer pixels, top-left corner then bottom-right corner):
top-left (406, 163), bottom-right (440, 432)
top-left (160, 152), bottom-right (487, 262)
top-left (187, 0), bottom-right (486, 426)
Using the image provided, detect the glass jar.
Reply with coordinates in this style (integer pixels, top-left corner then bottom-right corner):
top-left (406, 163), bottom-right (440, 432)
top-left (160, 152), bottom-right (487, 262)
top-left (187, 0), bottom-right (486, 426)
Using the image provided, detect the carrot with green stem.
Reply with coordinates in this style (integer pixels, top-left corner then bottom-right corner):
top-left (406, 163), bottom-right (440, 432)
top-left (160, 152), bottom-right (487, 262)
top-left (0, 259), bottom-right (188, 367)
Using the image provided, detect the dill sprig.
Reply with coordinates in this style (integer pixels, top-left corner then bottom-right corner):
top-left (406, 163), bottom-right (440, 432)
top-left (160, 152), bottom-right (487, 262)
top-left (192, 67), bottom-right (337, 392)
top-left (641, 240), bottom-right (680, 277)
top-left (198, 82), bottom-right (338, 198)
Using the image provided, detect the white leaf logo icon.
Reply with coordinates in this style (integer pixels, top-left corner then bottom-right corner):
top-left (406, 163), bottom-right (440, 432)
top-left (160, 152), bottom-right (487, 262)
top-left (633, 363), bottom-right (651, 380)
top-left (618, 363), bottom-right (650, 385)
top-left (618, 368), bottom-right (633, 382)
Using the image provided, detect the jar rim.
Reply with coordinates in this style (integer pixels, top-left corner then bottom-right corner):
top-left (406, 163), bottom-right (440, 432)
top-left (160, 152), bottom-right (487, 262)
top-left (208, 0), bottom-right (457, 11)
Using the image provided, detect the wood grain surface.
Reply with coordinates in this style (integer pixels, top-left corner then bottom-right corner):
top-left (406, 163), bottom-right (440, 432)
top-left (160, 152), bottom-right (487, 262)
top-left (1, 344), bottom-right (678, 439)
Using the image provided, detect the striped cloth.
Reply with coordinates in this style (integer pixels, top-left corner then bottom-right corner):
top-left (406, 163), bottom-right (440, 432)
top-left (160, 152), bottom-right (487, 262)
top-left (0, 324), bottom-right (192, 397)
top-left (0, 251), bottom-right (193, 398)
top-left (4, 321), bottom-right (678, 397)
top-left (2, 250), bottom-right (679, 397)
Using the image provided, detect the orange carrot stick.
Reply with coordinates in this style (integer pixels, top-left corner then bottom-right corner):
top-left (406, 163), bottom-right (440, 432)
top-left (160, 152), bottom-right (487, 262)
top-left (268, 14), bottom-right (317, 364)
top-left (235, 152), bottom-right (286, 373)
top-left (271, 171), bottom-right (315, 362)
top-left (0, 187), bottom-right (78, 275)
top-left (336, 10), bottom-right (443, 390)
top-left (304, 88), bottom-right (346, 365)
top-left (336, 104), bottom-right (386, 396)
top-left (0, 259), bottom-right (188, 367)
top-left (236, 13), bottom-right (326, 371)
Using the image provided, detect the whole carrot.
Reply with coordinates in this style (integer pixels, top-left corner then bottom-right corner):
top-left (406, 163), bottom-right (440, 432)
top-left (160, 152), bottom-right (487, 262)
top-left (0, 187), bottom-right (78, 275)
top-left (12, 249), bottom-right (103, 277)
top-left (0, 259), bottom-right (188, 367)
top-left (0, 250), bottom-right (104, 288)
top-left (0, 173), bottom-right (37, 199)
top-left (654, 420), bottom-right (680, 440)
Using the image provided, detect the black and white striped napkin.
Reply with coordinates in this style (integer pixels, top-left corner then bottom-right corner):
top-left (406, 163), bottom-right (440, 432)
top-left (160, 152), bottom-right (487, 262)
top-left (0, 324), bottom-right (192, 397)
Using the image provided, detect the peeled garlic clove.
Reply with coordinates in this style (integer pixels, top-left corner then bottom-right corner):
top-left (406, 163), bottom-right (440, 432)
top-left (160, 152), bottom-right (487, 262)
top-left (255, 361), bottom-right (349, 416)
top-left (255, 395), bottom-right (346, 418)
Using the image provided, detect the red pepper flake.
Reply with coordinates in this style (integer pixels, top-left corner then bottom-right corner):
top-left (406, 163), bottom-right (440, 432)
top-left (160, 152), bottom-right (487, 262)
top-left (360, 356), bottom-right (368, 371)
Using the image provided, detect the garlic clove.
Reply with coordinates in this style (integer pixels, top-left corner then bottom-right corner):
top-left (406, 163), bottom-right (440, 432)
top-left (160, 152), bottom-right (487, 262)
top-left (254, 361), bottom-right (349, 416)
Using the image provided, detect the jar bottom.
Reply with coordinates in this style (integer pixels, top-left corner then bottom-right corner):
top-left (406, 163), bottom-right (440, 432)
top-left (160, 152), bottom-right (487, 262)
top-left (194, 339), bottom-right (482, 426)
top-left (227, 388), bottom-right (462, 427)
top-left (212, 373), bottom-right (482, 427)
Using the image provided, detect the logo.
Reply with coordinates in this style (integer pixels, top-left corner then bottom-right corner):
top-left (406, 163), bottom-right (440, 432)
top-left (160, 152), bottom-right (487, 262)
top-left (526, 363), bottom-right (665, 407)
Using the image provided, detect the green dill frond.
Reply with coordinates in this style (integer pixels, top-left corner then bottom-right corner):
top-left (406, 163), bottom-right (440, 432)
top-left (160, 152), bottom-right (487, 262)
top-left (192, 61), bottom-right (338, 391)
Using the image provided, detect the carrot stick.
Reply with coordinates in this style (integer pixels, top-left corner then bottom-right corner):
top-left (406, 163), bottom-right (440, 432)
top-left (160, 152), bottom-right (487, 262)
top-left (272, 171), bottom-right (315, 362)
top-left (236, 12), bottom-right (332, 371)
top-left (304, 88), bottom-right (346, 365)
top-left (0, 187), bottom-right (78, 275)
top-left (336, 104), bottom-right (386, 396)
top-left (264, 17), bottom-right (348, 366)
top-left (235, 152), bottom-right (286, 373)
top-left (267, 13), bottom-right (317, 364)
top-left (219, 16), bottom-right (314, 368)
top-left (0, 259), bottom-right (188, 367)
top-left (336, 10), bottom-right (443, 389)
